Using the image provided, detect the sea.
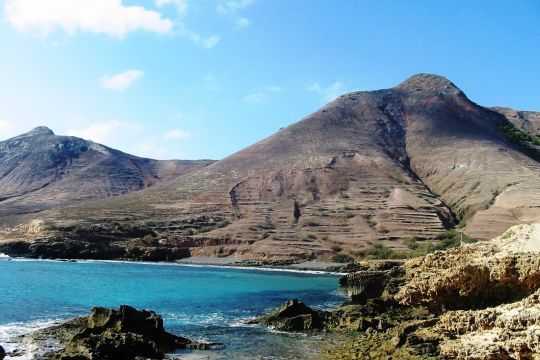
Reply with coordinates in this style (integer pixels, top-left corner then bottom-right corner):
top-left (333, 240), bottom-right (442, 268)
top-left (0, 258), bottom-right (347, 359)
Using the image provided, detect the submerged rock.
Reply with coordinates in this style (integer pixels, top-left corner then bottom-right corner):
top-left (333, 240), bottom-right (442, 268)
top-left (43, 305), bottom-right (217, 360)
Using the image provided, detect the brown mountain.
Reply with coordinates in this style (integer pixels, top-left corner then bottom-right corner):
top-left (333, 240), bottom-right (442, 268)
top-left (1, 74), bottom-right (539, 261)
top-left (0, 126), bottom-right (213, 217)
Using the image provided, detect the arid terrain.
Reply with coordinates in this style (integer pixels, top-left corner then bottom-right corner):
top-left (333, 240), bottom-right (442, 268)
top-left (1, 73), bottom-right (539, 262)
top-left (0, 126), bottom-right (213, 217)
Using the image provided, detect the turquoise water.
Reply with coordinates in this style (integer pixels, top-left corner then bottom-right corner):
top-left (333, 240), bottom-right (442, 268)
top-left (0, 259), bottom-right (345, 359)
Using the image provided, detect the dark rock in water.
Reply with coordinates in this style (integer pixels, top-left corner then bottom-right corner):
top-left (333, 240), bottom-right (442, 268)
top-left (0, 345), bottom-right (5, 360)
top-left (49, 305), bottom-right (218, 360)
top-left (249, 299), bottom-right (326, 331)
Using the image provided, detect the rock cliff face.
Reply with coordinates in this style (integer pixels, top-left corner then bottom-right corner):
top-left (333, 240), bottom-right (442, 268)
top-left (258, 223), bottom-right (540, 359)
top-left (1, 74), bottom-right (540, 261)
top-left (0, 127), bottom-right (213, 216)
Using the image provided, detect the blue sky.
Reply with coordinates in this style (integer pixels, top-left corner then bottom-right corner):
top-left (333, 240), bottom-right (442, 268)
top-left (0, 0), bottom-right (538, 160)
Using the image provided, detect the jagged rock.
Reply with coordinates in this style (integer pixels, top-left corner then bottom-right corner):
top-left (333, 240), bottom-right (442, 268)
top-left (250, 299), bottom-right (326, 331)
top-left (396, 224), bottom-right (540, 312)
top-left (264, 223), bottom-right (540, 359)
top-left (435, 289), bottom-right (540, 359)
top-left (339, 260), bottom-right (404, 303)
top-left (48, 305), bottom-right (216, 360)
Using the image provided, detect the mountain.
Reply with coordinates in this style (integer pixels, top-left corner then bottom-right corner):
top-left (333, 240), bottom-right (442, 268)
top-left (0, 127), bottom-right (213, 216)
top-left (1, 74), bottom-right (539, 261)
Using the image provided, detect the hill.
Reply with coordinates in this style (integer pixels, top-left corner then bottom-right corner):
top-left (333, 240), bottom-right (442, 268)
top-left (1, 74), bottom-right (539, 261)
top-left (0, 126), bottom-right (213, 216)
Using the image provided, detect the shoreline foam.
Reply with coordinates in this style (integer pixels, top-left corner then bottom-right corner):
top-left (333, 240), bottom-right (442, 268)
top-left (7, 257), bottom-right (347, 276)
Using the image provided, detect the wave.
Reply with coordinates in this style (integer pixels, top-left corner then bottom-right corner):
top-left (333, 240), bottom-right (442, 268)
top-left (0, 319), bottom-right (63, 359)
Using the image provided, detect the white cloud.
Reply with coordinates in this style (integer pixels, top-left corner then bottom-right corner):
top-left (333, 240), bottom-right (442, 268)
top-left (177, 25), bottom-right (220, 49)
top-left (68, 120), bottom-right (142, 144)
top-left (235, 17), bottom-right (250, 28)
top-left (217, 0), bottom-right (255, 14)
top-left (5, 0), bottom-right (173, 38)
top-left (134, 136), bottom-right (171, 159)
top-left (307, 81), bottom-right (345, 102)
top-left (243, 92), bottom-right (267, 104)
top-left (155, 0), bottom-right (187, 14)
top-left (217, 0), bottom-right (255, 29)
top-left (164, 129), bottom-right (191, 139)
top-left (0, 118), bottom-right (20, 139)
top-left (99, 70), bottom-right (144, 92)
top-left (243, 85), bottom-right (282, 104)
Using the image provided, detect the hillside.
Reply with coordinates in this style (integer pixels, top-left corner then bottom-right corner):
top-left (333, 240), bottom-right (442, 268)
top-left (1, 74), bottom-right (539, 261)
top-left (0, 127), bottom-right (213, 216)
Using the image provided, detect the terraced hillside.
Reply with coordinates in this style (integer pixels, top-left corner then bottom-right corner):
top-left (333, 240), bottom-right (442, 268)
top-left (1, 74), bottom-right (539, 261)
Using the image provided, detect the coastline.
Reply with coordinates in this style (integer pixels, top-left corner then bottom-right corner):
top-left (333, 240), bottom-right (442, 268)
top-left (5, 256), bottom-right (348, 275)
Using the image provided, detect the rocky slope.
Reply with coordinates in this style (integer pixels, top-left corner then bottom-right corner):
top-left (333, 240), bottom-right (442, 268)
top-left (0, 127), bottom-right (213, 217)
top-left (307, 222), bottom-right (540, 359)
top-left (1, 74), bottom-right (540, 261)
top-left (493, 107), bottom-right (540, 137)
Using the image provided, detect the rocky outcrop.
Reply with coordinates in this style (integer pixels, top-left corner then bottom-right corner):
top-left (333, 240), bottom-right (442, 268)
top-left (435, 289), bottom-right (540, 359)
top-left (36, 305), bottom-right (215, 360)
top-left (258, 223), bottom-right (540, 359)
top-left (396, 224), bottom-right (540, 312)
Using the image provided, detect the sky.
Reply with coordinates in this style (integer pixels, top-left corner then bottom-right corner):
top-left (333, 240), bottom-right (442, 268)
top-left (0, 0), bottom-right (538, 160)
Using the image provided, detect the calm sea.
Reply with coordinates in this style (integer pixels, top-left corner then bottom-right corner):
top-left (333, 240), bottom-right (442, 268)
top-left (0, 259), bottom-right (345, 359)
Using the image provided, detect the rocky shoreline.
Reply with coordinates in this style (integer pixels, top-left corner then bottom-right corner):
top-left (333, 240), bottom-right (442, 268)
top-left (7, 223), bottom-right (540, 359)
top-left (251, 223), bottom-right (540, 359)
top-left (16, 305), bottom-right (219, 360)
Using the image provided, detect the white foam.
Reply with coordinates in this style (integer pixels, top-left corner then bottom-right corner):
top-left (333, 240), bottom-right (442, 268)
top-left (6, 258), bottom-right (346, 276)
top-left (0, 319), bottom-right (63, 359)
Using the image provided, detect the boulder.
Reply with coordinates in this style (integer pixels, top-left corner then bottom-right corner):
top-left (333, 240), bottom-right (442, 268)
top-left (50, 305), bottom-right (217, 360)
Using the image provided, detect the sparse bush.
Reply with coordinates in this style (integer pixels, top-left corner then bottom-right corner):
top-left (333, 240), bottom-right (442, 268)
top-left (330, 244), bottom-right (343, 252)
top-left (404, 237), bottom-right (419, 250)
top-left (217, 220), bottom-right (231, 228)
top-left (331, 253), bottom-right (355, 263)
top-left (363, 244), bottom-right (398, 259)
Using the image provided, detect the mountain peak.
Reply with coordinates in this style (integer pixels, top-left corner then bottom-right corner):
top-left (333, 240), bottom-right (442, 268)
top-left (396, 73), bottom-right (464, 97)
top-left (26, 126), bottom-right (55, 137)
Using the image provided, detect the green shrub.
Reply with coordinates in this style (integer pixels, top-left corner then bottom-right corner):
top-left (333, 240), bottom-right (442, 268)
top-left (364, 244), bottom-right (398, 259)
top-left (404, 237), bottom-right (419, 250)
top-left (331, 253), bottom-right (355, 263)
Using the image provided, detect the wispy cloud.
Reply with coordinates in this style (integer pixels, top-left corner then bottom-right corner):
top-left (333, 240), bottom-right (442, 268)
top-left (5, 0), bottom-right (173, 38)
top-left (68, 120), bottom-right (142, 144)
top-left (164, 129), bottom-right (191, 139)
top-left (134, 136), bottom-right (171, 159)
top-left (99, 70), bottom-right (144, 92)
top-left (243, 85), bottom-right (282, 104)
top-left (155, 0), bottom-right (188, 14)
top-left (0, 118), bottom-right (21, 139)
top-left (307, 81), bottom-right (345, 102)
top-left (217, 0), bottom-right (255, 28)
top-left (177, 25), bottom-right (220, 49)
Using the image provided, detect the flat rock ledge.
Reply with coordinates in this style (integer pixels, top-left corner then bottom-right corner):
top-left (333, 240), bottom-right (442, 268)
top-left (27, 305), bottom-right (219, 360)
top-left (253, 223), bottom-right (540, 359)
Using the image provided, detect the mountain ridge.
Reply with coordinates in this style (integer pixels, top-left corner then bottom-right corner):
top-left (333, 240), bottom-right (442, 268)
top-left (0, 127), bottom-right (214, 216)
top-left (1, 73), bottom-right (539, 262)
